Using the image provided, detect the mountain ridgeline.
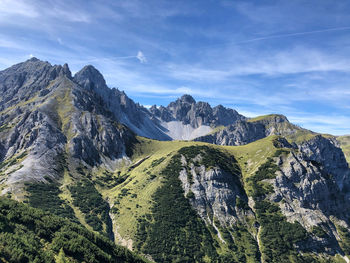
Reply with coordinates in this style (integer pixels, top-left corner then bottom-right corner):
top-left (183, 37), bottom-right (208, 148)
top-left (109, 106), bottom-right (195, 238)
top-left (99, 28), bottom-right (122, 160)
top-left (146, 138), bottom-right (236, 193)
top-left (0, 58), bottom-right (350, 262)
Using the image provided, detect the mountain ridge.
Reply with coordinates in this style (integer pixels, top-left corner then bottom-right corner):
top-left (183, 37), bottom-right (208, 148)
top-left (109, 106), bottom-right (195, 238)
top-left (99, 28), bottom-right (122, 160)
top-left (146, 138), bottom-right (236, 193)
top-left (0, 58), bottom-right (350, 262)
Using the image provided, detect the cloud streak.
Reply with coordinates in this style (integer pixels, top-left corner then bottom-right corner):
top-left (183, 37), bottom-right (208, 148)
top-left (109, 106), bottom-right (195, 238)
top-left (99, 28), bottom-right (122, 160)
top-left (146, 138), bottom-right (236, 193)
top-left (231, 26), bottom-right (350, 45)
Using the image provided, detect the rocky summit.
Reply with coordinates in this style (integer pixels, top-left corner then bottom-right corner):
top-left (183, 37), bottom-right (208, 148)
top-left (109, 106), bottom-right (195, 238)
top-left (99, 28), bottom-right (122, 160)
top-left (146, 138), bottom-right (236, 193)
top-left (0, 58), bottom-right (350, 263)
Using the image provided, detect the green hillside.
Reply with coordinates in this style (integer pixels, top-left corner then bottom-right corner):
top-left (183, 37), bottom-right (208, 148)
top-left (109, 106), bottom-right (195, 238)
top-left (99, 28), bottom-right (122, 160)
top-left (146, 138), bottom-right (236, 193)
top-left (0, 197), bottom-right (146, 263)
top-left (338, 135), bottom-right (350, 164)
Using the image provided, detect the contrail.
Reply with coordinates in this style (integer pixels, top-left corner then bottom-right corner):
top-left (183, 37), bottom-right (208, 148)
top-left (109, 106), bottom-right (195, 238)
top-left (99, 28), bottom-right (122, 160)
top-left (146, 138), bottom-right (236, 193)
top-left (226, 26), bottom-right (350, 46)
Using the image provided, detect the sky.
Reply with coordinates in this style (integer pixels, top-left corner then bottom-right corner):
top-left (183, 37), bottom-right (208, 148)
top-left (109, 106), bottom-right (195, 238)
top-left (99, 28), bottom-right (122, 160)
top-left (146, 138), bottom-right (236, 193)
top-left (0, 0), bottom-right (350, 135)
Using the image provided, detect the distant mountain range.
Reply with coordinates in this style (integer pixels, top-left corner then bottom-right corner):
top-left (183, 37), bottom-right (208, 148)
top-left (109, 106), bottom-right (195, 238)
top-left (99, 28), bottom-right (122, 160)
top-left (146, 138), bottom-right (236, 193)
top-left (0, 58), bottom-right (350, 262)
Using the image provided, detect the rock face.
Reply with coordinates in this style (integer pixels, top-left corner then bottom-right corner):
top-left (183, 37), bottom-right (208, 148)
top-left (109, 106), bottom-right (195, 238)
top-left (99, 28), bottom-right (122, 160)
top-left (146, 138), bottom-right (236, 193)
top-left (148, 94), bottom-right (246, 140)
top-left (0, 57), bottom-right (71, 111)
top-left (74, 66), bottom-right (170, 140)
top-left (150, 94), bottom-right (246, 128)
top-left (195, 114), bottom-right (305, 146)
top-left (266, 137), bottom-right (350, 254)
top-left (178, 153), bottom-right (251, 227)
top-left (0, 58), bottom-right (135, 194)
top-left (173, 142), bottom-right (350, 260)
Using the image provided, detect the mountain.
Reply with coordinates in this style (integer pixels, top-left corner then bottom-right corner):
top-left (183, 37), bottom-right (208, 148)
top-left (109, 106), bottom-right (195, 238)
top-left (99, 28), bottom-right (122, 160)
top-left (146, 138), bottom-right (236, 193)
top-left (0, 58), bottom-right (350, 262)
top-left (194, 114), bottom-right (315, 146)
top-left (148, 94), bottom-right (246, 140)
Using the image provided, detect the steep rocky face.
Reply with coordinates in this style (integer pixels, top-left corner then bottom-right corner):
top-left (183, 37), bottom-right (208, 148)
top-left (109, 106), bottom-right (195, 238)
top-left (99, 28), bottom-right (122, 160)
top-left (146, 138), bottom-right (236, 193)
top-left (73, 70), bottom-right (247, 141)
top-left (150, 94), bottom-right (246, 129)
top-left (195, 114), bottom-right (306, 146)
top-left (178, 147), bottom-right (251, 227)
top-left (265, 138), bottom-right (350, 255)
top-left (134, 142), bottom-right (350, 262)
top-left (0, 57), bottom-right (71, 111)
top-left (0, 59), bottom-right (135, 197)
top-left (74, 66), bottom-right (170, 140)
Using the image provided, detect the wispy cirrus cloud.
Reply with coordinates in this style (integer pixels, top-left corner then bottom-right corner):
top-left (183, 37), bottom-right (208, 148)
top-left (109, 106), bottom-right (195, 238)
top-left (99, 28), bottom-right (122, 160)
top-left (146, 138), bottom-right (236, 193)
top-left (0, 0), bottom-right (38, 18)
top-left (169, 46), bottom-right (350, 79)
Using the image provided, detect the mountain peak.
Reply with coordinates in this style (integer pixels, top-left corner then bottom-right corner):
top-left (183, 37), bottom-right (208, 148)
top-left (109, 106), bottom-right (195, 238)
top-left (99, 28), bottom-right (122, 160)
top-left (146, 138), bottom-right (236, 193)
top-left (27, 57), bottom-right (40, 62)
top-left (179, 94), bottom-right (196, 104)
top-left (74, 65), bottom-right (107, 90)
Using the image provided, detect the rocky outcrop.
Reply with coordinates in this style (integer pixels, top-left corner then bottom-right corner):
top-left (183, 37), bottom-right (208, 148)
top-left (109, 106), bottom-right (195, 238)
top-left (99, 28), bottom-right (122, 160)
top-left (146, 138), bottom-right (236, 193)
top-left (195, 114), bottom-right (305, 146)
top-left (0, 59), bottom-right (136, 193)
top-left (150, 94), bottom-right (246, 129)
top-left (0, 57), bottom-right (71, 111)
top-left (264, 137), bottom-right (350, 254)
top-left (177, 148), bottom-right (253, 228)
top-left (74, 66), bottom-right (170, 140)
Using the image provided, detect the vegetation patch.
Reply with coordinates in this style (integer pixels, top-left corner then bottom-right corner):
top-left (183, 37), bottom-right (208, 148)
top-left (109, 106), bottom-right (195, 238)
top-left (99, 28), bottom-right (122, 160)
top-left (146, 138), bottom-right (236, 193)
top-left (135, 150), bottom-right (220, 262)
top-left (246, 157), bottom-right (279, 199)
top-left (0, 123), bottom-right (9, 132)
top-left (0, 197), bottom-right (145, 263)
top-left (94, 170), bottom-right (130, 188)
top-left (255, 200), bottom-right (308, 262)
top-left (312, 225), bottom-right (328, 238)
top-left (69, 179), bottom-right (113, 238)
top-left (178, 145), bottom-right (240, 175)
top-left (0, 151), bottom-right (27, 170)
top-left (337, 135), bottom-right (350, 165)
top-left (149, 157), bottom-right (165, 168)
top-left (26, 177), bottom-right (76, 222)
top-left (337, 225), bottom-right (350, 256)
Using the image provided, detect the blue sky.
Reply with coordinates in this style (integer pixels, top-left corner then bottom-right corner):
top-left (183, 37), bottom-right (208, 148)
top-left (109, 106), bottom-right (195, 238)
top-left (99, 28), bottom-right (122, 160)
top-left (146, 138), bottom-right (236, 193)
top-left (0, 0), bottom-right (350, 135)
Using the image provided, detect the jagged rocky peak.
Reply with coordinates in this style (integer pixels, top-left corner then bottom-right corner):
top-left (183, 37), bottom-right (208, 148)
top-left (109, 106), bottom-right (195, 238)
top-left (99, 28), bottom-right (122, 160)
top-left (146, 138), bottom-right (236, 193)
top-left (194, 113), bottom-right (302, 146)
top-left (73, 65), bottom-right (107, 91)
top-left (151, 94), bottom-right (246, 129)
top-left (179, 94), bottom-right (196, 104)
top-left (62, 63), bottom-right (71, 77)
top-left (149, 105), bottom-right (173, 122)
top-left (1, 57), bottom-right (72, 84)
top-left (0, 58), bottom-right (138, 192)
top-left (0, 58), bottom-right (72, 111)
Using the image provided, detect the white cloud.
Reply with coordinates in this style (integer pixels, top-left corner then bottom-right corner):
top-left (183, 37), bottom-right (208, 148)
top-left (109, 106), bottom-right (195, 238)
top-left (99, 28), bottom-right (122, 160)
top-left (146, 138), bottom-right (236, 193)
top-left (136, 51), bottom-right (147, 63)
top-left (0, 0), bottom-right (92, 26)
top-left (166, 47), bottom-right (350, 82)
top-left (288, 114), bottom-right (350, 135)
top-left (0, 38), bottom-right (21, 49)
top-left (0, 0), bottom-right (38, 18)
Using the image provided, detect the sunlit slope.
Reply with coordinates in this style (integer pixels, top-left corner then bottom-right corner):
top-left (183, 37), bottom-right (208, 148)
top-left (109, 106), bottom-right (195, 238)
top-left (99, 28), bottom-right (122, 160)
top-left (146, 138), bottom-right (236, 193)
top-left (338, 135), bottom-right (350, 164)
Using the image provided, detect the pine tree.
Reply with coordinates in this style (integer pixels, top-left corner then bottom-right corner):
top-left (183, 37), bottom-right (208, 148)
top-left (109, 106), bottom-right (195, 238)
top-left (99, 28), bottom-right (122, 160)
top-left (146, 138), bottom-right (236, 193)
top-left (56, 248), bottom-right (67, 263)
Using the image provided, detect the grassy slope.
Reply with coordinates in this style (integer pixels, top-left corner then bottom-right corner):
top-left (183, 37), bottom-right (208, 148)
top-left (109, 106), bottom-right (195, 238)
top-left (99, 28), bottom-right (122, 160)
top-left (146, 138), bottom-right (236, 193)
top-left (98, 138), bottom-right (210, 245)
top-left (337, 135), bottom-right (350, 164)
top-left (247, 114), bottom-right (286, 122)
top-left (98, 135), bottom-right (349, 262)
top-left (97, 136), bottom-right (278, 250)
